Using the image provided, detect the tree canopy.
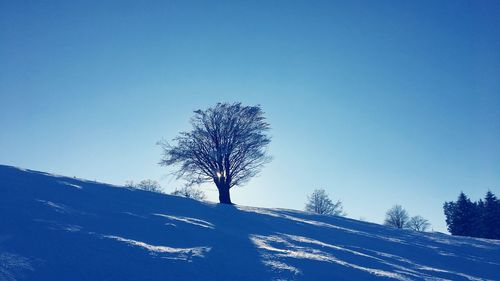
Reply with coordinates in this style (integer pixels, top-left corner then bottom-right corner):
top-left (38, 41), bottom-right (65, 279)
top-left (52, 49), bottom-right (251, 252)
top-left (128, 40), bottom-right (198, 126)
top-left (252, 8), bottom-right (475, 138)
top-left (159, 102), bottom-right (271, 204)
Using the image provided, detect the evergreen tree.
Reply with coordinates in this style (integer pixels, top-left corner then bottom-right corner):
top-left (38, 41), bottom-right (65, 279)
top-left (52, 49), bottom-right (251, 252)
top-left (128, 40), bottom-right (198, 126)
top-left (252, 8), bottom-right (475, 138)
top-left (482, 191), bottom-right (500, 239)
top-left (443, 201), bottom-right (456, 233)
top-left (443, 192), bottom-right (477, 236)
top-left (476, 199), bottom-right (485, 236)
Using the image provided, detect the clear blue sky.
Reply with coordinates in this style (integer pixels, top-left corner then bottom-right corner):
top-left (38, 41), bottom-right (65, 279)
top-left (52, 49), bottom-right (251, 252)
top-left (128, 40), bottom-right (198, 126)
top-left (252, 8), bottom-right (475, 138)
top-left (1, 0), bottom-right (499, 232)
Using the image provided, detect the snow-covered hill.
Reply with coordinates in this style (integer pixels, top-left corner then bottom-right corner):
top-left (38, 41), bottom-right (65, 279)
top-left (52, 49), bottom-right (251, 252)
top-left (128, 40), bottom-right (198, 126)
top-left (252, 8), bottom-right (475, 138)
top-left (1, 165), bottom-right (499, 281)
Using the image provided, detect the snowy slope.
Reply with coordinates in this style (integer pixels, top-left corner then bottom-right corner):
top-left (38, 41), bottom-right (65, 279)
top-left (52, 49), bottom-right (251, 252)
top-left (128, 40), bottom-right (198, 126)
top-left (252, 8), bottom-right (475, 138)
top-left (1, 165), bottom-right (499, 281)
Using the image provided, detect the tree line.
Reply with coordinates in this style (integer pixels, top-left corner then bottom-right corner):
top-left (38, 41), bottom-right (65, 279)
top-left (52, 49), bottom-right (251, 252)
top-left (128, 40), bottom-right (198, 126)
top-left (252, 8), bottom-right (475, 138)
top-left (443, 191), bottom-right (500, 239)
top-left (303, 190), bottom-right (431, 232)
top-left (125, 179), bottom-right (206, 201)
top-left (383, 205), bottom-right (430, 232)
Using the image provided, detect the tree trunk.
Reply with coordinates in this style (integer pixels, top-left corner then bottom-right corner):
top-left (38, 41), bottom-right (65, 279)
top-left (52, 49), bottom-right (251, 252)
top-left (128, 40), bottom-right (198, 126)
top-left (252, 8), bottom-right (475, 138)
top-left (217, 184), bottom-right (232, 204)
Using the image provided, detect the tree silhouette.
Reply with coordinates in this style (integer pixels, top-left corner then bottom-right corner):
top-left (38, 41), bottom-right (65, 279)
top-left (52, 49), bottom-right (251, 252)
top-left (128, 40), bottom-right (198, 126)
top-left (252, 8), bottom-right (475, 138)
top-left (445, 191), bottom-right (500, 239)
top-left (384, 205), bottom-right (409, 229)
top-left (136, 179), bottom-right (163, 193)
top-left (305, 189), bottom-right (346, 216)
top-left (124, 179), bottom-right (163, 193)
top-left (159, 102), bottom-right (271, 204)
top-left (406, 215), bottom-right (430, 232)
top-left (481, 191), bottom-right (500, 239)
top-left (444, 192), bottom-right (478, 236)
top-left (171, 186), bottom-right (206, 201)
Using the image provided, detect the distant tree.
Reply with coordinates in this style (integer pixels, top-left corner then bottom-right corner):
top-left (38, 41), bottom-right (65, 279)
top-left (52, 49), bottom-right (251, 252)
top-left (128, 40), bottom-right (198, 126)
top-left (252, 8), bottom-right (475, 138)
top-left (125, 179), bottom-right (163, 193)
top-left (171, 186), bottom-right (206, 201)
top-left (159, 102), bottom-right (271, 204)
top-left (305, 189), bottom-right (346, 216)
top-left (124, 180), bottom-right (135, 188)
top-left (384, 205), bottom-right (409, 229)
top-left (443, 192), bottom-right (478, 237)
top-left (405, 215), bottom-right (430, 232)
top-left (136, 179), bottom-right (163, 193)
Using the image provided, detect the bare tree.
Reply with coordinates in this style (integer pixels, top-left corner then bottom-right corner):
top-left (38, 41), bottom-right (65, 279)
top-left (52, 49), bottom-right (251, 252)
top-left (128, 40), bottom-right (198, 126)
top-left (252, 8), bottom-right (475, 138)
top-left (305, 189), bottom-right (346, 216)
top-left (125, 179), bottom-right (163, 193)
top-left (124, 180), bottom-right (135, 188)
top-left (159, 102), bottom-right (271, 204)
top-left (171, 186), bottom-right (206, 201)
top-left (384, 205), bottom-right (409, 229)
top-left (406, 215), bottom-right (430, 232)
top-left (136, 179), bottom-right (163, 193)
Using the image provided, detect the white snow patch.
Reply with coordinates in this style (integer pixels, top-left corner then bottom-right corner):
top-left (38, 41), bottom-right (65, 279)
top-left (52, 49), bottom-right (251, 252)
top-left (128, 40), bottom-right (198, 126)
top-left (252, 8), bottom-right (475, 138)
top-left (0, 253), bottom-right (34, 281)
top-left (36, 199), bottom-right (73, 214)
top-left (58, 181), bottom-right (82, 189)
top-left (64, 225), bottom-right (82, 232)
top-left (417, 266), bottom-right (492, 281)
top-left (250, 233), bottom-right (412, 281)
top-left (33, 219), bottom-right (82, 233)
top-left (13, 166), bottom-right (29, 172)
top-left (362, 248), bottom-right (495, 281)
top-left (153, 214), bottom-right (215, 229)
top-left (425, 234), bottom-right (498, 250)
top-left (103, 235), bottom-right (211, 261)
top-left (121, 212), bottom-right (147, 219)
top-left (262, 259), bottom-right (301, 275)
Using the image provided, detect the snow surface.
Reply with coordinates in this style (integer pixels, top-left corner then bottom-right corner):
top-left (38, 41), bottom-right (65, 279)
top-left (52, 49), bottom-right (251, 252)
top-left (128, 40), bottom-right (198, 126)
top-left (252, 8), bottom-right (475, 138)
top-left (0, 165), bottom-right (499, 281)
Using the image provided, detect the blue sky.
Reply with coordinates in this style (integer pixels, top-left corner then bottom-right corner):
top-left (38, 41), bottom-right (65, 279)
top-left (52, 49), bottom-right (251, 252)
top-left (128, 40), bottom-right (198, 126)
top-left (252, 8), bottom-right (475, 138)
top-left (1, 0), bottom-right (499, 232)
